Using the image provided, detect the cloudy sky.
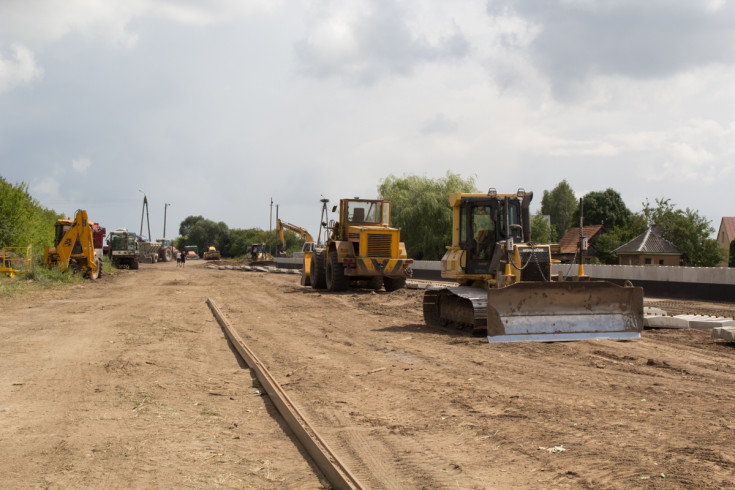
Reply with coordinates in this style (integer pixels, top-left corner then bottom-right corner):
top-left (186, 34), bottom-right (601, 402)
top-left (1, 0), bottom-right (733, 241)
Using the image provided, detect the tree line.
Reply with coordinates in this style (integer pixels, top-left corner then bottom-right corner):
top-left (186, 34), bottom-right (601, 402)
top-left (378, 174), bottom-right (725, 267)
top-left (1, 173), bottom-right (728, 267)
top-left (0, 176), bottom-right (61, 257)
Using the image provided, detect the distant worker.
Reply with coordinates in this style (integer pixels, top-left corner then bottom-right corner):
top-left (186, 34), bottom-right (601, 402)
top-left (176, 250), bottom-right (182, 267)
top-left (181, 249), bottom-right (187, 267)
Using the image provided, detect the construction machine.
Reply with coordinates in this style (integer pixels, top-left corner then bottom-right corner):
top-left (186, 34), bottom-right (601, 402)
top-left (156, 238), bottom-right (176, 262)
top-left (44, 209), bottom-right (103, 279)
top-left (108, 229), bottom-right (141, 269)
top-left (183, 245), bottom-right (200, 260)
top-left (276, 219), bottom-right (314, 256)
top-left (303, 197), bottom-right (413, 291)
top-left (422, 189), bottom-right (643, 342)
top-left (203, 246), bottom-right (221, 260)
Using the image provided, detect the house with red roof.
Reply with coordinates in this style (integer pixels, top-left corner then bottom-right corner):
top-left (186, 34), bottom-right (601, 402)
top-left (555, 225), bottom-right (604, 263)
top-left (717, 217), bottom-right (735, 266)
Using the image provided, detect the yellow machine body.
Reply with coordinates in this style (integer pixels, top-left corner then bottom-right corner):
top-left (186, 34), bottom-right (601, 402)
top-left (43, 209), bottom-right (101, 279)
top-left (422, 190), bottom-right (643, 342)
top-left (303, 198), bottom-right (413, 292)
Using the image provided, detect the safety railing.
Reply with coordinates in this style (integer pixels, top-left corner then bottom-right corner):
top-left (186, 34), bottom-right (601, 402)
top-left (1, 246), bottom-right (32, 278)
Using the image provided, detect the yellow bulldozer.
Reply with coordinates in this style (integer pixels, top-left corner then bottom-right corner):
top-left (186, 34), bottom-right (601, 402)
top-left (423, 189), bottom-right (643, 342)
top-left (44, 209), bottom-right (103, 279)
top-left (302, 197), bottom-right (413, 291)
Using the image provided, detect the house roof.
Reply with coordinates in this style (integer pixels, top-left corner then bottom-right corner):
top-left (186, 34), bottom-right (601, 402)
top-left (719, 217), bottom-right (735, 242)
top-left (558, 225), bottom-right (604, 254)
top-left (612, 226), bottom-right (682, 255)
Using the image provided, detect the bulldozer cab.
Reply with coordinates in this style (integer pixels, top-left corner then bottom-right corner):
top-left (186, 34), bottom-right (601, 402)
top-left (459, 197), bottom-right (524, 275)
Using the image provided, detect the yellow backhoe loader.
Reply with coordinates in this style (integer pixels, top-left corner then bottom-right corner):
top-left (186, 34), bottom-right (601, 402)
top-left (423, 189), bottom-right (643, 342)
top-left (44, 209), bottom-right (103, 279)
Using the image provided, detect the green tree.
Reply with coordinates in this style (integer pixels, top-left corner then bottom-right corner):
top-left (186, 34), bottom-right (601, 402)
top-left (378, 172), bottom-right (478, 260)
top-left (178, 216), bottom-right (230, 257)
top-left (225, 228), bottom-right (270, 257)
top-left (541, 180), bottom-right (576, 240)
top-left (572, 188), bottom-right (631, 228)
top-left (729, 240), bottom-right (735, 267)
top-left (641, 198), bottom-right (724, 267)
top-left (530, 213), bottom-right (552, 243)
top-left (0, 176), bottom-right (60, 258)
top-left (593, 214), bottom-right (647, 264)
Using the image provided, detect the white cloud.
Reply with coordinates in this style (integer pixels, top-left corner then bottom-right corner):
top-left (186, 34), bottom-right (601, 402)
top-left (0, 43), bottom-right (43, 93)
top-left (72, 157), bottom-right (92, 173)
top-left (295, 0), bottom-right (469, 84)
top-left (0, 0), bottom-right (278, 49)
top-left (32, 176), bottom-right (61, 202)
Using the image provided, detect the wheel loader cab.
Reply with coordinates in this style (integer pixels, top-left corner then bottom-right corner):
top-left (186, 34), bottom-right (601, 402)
top-left (344, 200), bottom-right (389, 227)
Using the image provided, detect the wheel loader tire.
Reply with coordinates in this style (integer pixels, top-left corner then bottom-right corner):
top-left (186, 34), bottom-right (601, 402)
top-left (131, 259), bottom-right (139, 270)
top-left (383, 276), bottom-right (406, 292)
top-left (326, 251), bottom-right (349, 292)
top-left (163, 248), bottom-right (172, 262)
top-left (310, 250), bottom-right (327, 289)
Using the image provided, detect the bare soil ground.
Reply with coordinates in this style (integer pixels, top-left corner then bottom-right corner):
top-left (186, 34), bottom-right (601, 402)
top-left (2, 260), bottom-right (735, 489)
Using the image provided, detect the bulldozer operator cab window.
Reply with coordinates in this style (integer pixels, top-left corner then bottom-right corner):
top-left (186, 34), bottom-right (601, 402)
top-left (347, 201), bottom-right (384, 225)
top-left (499, 200), bottom-right (523, 241)
top-left (471, 206), bottom-right (495, 260)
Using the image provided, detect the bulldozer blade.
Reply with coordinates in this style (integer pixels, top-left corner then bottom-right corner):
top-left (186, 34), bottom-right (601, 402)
top-left (486, 281), bottom-right (643, 343)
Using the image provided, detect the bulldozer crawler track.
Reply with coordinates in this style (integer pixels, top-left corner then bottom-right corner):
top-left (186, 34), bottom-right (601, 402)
top-left (207, 299), bottom-right (365, 490)
top-left (423, 286), bottom-right (488, 333)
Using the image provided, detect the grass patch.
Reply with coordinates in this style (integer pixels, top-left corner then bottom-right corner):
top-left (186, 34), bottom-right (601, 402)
top-left (0, 256), bottom-right (120, 298)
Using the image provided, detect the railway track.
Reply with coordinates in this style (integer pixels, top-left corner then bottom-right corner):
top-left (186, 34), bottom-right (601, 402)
top-left (206, 298), bottom-right (365, 490)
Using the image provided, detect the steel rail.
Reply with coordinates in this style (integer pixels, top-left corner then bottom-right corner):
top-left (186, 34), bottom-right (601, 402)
top-left (206, 298), bottom-right (365, 490)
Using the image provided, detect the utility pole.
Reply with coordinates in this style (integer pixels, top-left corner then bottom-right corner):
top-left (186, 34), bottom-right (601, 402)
top-left (269, 198), bottom-right (273, 256)
top-left (138, 190), bottom-right (151, 240)
top-left (164, 203), bottom-right (171, 238)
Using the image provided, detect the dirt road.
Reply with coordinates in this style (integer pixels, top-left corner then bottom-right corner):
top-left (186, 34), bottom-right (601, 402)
top-left (2, 261), bottom-right (735, 488)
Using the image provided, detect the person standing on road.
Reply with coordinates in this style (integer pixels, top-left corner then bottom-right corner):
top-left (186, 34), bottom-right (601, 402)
top-left (181, 250), bottom-right (186, 267)
top-left (176, 250), bottom-right (181, 267)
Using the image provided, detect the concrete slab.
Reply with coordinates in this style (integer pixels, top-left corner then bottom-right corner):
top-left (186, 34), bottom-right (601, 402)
top-left (644, 306), bottom-right (668, 316)
top-left (644, 315), bottom-right (690, 329)
top-left (712, 327), bottom-right (735, 342)
top-left (674, 315), bottom-right (735, 330)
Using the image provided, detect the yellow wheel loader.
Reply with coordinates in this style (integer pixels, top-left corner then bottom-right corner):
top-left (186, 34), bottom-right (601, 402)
top-left (423, 189), bottom-right (643, 342)
top-left (44, 209), bottom-right (103, 279)
top-left (302, 198), bottom-right (413, 292)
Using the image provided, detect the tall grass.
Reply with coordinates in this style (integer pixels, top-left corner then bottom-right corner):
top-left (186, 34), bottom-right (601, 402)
top-left (0, 256), bottom-right (119, 298)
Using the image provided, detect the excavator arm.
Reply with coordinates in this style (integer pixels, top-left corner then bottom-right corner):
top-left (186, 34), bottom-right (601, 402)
top-left (276, 219), bottom-right (314, 254)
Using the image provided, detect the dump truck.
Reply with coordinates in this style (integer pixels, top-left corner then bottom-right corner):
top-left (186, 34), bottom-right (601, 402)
top-left (43, 209), bottom-right (104, 279)
top-left (203, 246), bottom-right (221, 260)
top-left (303, 197), bottom-right (413, 291)
top-left (422, 189), bottom-right (643, 342)
top-left (108, 229), bottom-right (141, 269)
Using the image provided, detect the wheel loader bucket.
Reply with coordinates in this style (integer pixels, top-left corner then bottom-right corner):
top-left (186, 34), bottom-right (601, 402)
top-left (301, 251), bottom-right (312, 286)
top-left (486, 281), bottom-right (643, 343)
